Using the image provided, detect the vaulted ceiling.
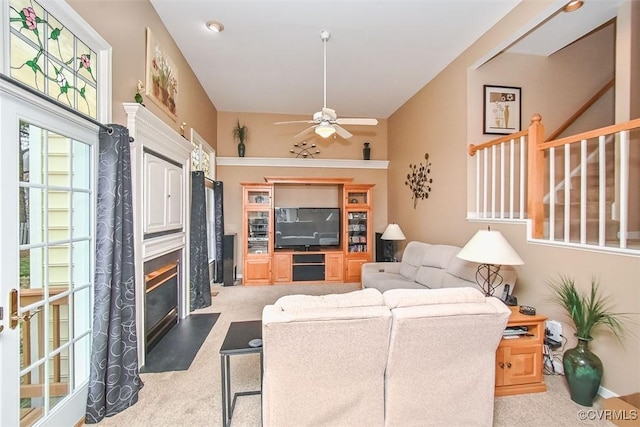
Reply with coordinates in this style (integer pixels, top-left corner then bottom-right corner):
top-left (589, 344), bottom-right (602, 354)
top-left (150, 0), bottom-right (624, 120)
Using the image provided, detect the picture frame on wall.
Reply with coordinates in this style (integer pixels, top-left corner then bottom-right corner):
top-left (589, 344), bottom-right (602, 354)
top-left (145, 28), bottom-right (178, 121)
top-left (483, 85), bottom-right (521, 135)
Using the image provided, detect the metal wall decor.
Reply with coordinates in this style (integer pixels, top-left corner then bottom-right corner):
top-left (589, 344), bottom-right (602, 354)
top-left (290, 141), bottom-right (320, 158)
top-left (405, 153), bottom-right (433, 208)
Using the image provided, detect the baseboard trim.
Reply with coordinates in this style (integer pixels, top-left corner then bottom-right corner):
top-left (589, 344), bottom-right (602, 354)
top-left (598, 385), bottom-right (618, 399)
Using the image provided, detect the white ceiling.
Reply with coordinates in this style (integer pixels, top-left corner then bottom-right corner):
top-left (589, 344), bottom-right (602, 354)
top-left (150, 0), bottom-right (623, 120)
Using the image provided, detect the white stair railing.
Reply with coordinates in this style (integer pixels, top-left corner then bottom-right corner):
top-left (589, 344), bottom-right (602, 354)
top-left (469, 115), bottom-right (640, 254)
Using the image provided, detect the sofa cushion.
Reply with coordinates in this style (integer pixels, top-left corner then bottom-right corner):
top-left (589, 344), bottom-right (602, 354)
top-left (274, 288), bottom-right (383, 312)
top-left (421, 244), bottom-right (460, 268)
top-left (383, 287), bottom-right (486, 309)
top-left (399, 242), bottom-right (431, 280)
top-left (365, 275), bottom-right (430, 293)
top-left (445, 255), bottom-right (479, 283)
top-left (414, 267), bottom-right (447, 288)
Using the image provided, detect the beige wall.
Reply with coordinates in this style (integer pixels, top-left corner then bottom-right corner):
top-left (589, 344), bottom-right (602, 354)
top-left (217, 111), bottom-right (387, 159)
top-left (68, 0), bottom-right (218, 147)
top-left (388, 1), bottom-right (639, 395)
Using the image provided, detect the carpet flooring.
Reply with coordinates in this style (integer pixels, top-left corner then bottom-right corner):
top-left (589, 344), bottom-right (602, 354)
top-left (141, 312), bottom-right (220, 373)
top-left (94, 283), bottom-right (615, 427)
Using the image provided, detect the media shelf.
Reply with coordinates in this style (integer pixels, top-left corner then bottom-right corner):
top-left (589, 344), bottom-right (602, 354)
top-left (241, 178), bottom-right (374, 285)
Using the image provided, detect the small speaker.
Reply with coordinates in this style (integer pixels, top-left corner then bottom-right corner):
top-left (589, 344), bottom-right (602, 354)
top-left (222, 234), bottom-right (236, 286)
top-left (222, 234), bottom-right (235, 260)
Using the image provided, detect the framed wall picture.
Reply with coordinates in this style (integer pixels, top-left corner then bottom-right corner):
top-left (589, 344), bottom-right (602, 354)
top-left (483, 85), bottom-right (521, 135)
top-left (145, 28), bottom-right (178, 121)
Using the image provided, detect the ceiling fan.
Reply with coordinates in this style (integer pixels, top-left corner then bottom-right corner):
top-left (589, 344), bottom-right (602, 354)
top-left (274, 30), bottom-right (378, 140)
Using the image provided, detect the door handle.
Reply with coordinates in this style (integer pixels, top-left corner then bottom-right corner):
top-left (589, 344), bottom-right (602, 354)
top-left (9, 288), bottom-right (42, 329)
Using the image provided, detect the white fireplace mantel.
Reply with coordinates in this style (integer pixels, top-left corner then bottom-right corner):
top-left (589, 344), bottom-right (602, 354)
top-left (124, 103), bottom-right (193, 366)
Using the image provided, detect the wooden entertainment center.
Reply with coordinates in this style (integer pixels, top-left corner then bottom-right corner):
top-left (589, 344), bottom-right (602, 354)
top-left (242, 177), bottom-right (374, 285)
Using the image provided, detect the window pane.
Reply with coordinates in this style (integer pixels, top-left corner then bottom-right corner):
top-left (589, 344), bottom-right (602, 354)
top-left (9, 0), bottom-right (99, 117)
top-left (20, 122), bottom-right (44, 185)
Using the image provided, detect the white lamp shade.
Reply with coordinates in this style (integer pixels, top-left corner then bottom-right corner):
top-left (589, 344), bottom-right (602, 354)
top-left (381, 223), bottom-right (406, 241)
top-left (315, 122), bottom-right (336, 138)
top-left (457, 229), bottom-right (524, 265)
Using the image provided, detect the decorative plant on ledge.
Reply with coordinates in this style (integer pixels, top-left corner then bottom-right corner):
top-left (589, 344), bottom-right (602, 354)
top-left (233, 120), bottom-right (248, 157)
top-left (405, 153), bottom-right (433, 208)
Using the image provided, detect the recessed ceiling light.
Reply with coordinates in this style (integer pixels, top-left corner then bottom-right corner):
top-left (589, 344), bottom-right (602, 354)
top-left (563, 0), bottom-right (583, 12)
top-left (206, 20), bottom-right (224, 32)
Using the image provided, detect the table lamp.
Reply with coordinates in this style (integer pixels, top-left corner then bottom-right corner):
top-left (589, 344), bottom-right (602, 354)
top-left (456, 227), bottom-right (523, 296)
top-left (381, 223), bottom-right (406, 262)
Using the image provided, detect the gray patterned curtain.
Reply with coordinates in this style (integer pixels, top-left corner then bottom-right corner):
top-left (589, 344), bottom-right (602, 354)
top-left (85, 125), bottom-right (143, 423)
top-left (190, 171), bottom-right (212, 310)
top-left (213, 181), bottom-right (224, 283)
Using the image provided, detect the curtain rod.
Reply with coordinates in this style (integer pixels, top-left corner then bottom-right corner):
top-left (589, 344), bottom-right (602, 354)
top-left (0, 73), bottom-right (114, 134)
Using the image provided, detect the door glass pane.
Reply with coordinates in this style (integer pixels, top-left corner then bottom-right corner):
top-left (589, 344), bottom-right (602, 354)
top-left (72, 140), bottom-right (90, 190)
top-left (20, 368), bottom-right (44, 427)
top-left (72, 192), bottom-right (90, 238)
top-left (48, 191), bottom-right (70, 241)
top-left (19, 306), bottom-right (44, 371)
top-left (73, 288), bottom-right (90, 335)
top-left (72, 241), bottom-right (91, 288)
top-left (48, 245), bottom-right (70, 294)
top-left (74, 335), bottom-right (91, 387)
top-left (48, 346), bottom-right (70, 412)
top-left (16, 119), bottom-right (93, 423)
top-left (21, 247), bottom-right (43, 289)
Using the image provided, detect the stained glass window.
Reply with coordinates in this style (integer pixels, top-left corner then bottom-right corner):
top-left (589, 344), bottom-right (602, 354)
top-left (8, 0), bottom-right (98, 118)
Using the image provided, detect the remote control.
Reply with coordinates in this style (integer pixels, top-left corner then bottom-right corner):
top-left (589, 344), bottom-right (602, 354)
top-left (248, 338), bottom-right (263, 348)
top-left (519, 305), bottom-right (536, 315)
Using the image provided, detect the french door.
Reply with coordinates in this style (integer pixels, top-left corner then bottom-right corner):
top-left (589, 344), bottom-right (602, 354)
top-left (0, 82), bottom-right (98, 426)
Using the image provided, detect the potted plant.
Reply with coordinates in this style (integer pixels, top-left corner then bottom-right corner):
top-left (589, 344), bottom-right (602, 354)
top-left (232, 119), bottom-right (248, 157)
top-left (549, 276), bottom-right (627, 406)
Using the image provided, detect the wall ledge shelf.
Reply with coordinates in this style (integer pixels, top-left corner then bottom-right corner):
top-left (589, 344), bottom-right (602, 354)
top-left (217, 157), bottom-right (389, 169)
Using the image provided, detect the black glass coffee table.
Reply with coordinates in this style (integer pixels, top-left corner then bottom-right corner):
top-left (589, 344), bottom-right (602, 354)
top-left (220, 320), bottom-right (263, 427)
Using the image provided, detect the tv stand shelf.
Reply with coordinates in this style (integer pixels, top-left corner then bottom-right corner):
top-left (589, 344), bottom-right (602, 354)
top-left (242, 179), bottom-right (374, 285)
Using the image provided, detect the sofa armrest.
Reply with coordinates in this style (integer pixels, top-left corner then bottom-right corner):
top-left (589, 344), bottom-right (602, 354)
top-left (362, 262), bottom-right (401, 276)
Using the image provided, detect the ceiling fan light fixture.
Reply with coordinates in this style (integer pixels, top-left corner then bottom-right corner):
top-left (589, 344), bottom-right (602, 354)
top-left (563, 0), bottom-right (583, 12)
top-left (315, 122), bottom-right (336, 138)
top-left (206, 20), bottom-right (224, 32)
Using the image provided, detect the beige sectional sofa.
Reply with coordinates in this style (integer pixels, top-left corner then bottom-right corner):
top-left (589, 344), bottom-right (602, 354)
top-left (261, 287), bottom-right (511, 427)
top-left (362, 241), bottom-right (517, 298)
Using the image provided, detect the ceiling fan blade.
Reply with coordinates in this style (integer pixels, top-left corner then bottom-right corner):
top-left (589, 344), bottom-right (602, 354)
top-left (334, 125), bottom-right (353, 139)
top-left (335, 118), bottom-right (379, 126)
top-left (274, 120), bottom-right (315, 125)
top-left (293, 126), bottom-right (316, 139)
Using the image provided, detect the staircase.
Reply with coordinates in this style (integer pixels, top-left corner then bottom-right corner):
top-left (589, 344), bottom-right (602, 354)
top-left (544, 140), bottom-right (618, 244)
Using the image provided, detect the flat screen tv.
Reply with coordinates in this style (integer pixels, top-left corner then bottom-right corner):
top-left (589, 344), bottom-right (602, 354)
top-left (274, 207), bottom-right (340, 250)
